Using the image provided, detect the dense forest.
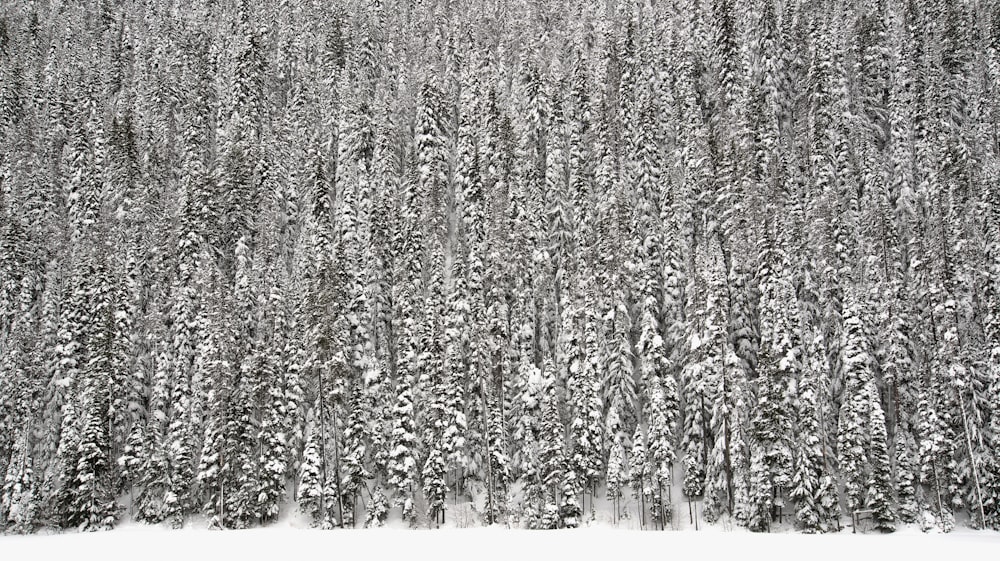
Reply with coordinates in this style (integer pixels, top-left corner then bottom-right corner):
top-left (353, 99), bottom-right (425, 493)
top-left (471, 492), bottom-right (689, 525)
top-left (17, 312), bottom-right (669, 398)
top-left (1, 0), bottom-right (1000, 535)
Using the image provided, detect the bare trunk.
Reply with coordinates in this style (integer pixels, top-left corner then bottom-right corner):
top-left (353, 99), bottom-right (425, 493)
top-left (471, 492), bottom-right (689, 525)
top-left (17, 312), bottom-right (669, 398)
top-left (332, 403), bottom-right (344, 528)
top-left (220, 479), bottom-right (226, 528)
top-left (932, 459), bottom-right (944, 520)
top-left (723, 407), bottom-right (734, 514)
top-left (639, 480), bottom-right (646, 530)
top-left (957, 389), bottom-right (987, 526)
top-left (482, 378), bottom-right (495, 524)
top-left (318, 365), bottom-right (328, 524)
top-left (658, 483), bottom-right (666, 531)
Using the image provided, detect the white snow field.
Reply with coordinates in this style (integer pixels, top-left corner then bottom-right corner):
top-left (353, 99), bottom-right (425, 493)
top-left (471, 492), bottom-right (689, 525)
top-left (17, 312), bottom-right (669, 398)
top-left (3, 523), bottom-right (998, 561)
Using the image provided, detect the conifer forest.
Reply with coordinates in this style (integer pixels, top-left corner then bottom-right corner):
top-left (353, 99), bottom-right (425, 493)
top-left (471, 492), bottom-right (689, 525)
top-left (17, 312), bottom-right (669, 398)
top-left (2, 0), bottom-right (1000, 536)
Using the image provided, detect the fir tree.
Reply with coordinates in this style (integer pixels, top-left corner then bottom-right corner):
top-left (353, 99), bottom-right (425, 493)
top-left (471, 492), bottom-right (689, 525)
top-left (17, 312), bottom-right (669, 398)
top-left (895, 429), bottom-right (919, 524)
top-left (866, 382), bottom-right (895, 532)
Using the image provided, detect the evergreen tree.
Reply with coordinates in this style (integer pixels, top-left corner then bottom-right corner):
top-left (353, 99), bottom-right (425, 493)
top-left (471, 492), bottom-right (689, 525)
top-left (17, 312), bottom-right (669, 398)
top-left (895, 428), bottom-right (919, 525)
top-left (866, 382), bottom-right (895, 532)
top-left (630, 424), bottom-right (650, 529)
top-left (538, 359), bottom-right (563, 528)
top-left (647, 379), bottom-right (679, 530)
top-left (1, 428), bottom-right (37, 533)
top-left (790, 330), bottom-right (837, 533)
top-left (297, 414), bottom-right (325, 526)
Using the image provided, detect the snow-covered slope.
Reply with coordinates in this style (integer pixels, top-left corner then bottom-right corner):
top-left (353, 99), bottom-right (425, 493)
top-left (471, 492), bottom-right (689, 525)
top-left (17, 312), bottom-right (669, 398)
top-left (4, 524), bottom-right (999, 561)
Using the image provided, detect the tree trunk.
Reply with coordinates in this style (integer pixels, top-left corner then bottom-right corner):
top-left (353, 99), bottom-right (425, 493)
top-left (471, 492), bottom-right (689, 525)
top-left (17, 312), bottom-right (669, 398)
top-left (639, 480), bottom-right (646, 530)
top-left (482, 378), bottom-right (495, 524)
top-left (931, 459), bottom-right (944, 521)
top-left (957, 388), bottom-right (987, 526)
top-left (332, 397), bottom-right (344, 528)
top-left (220, 479), bottom-right (226, 529)
top-left (318, 365), bottom-right (328, 524)
top-left (723, 407), bottom-right (734, 514)
top-left (658, 483), bottom-right (666, 531)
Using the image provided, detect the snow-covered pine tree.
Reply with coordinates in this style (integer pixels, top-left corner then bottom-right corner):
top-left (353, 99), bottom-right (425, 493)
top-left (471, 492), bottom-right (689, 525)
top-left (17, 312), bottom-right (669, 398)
top-left (387, 368), bottom-right (418, 522)
top-left (681, 348), bottom-right (710, 512)
top-left (789, 327), bottom-right (838, 533)
top-left (701, 245), bottom-right (748, 524)
top-left (340, 383), bottom-right (369, 527)
top-left (984, 359), bottom-right (1000, 529)
top-left (895, 427), bottom-right (919, 525)
top-left (420, 234), bottom-right (448, 526)
top-left (512, 349), bottom-right (544, 528)
top-left (836, 299), bottom-right (880, 524)
top-left (867, 381), bottom-right (895, 532)
top-left (606, 421), bottom-right (628, 524)
top-left (1, 427), bottom-right (37, 533)
top-left (629, 423), bottom-right (650, 529)
top-left (296, 409), bottom-right (325, 526)
top-left (538, 358), bottom-right (564, 529)
top-left (70, 395), bottom-right (118, 531)
top-left (647, 378), bottom-right (679, 531)
top-left (441, 251), bottom-right (470, 505)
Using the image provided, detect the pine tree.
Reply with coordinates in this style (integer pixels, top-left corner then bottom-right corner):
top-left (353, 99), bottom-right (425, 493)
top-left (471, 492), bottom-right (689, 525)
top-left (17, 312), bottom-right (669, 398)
top-left (70, 400), bottom-right (118, 531)
top-left (895, 429), bottom-right (919, 524)
top-left (421, 446), bottom-right (447, 527)
top-left (387, 368), bottom-right (418, 521)
top-left (630, 424), bottom-right (650, 529)
top-left (297, 414), bottom-right (325, 525)
top-left (1, 428), bottom-right (37, 533)
top-left (837, 300), bottom-right (881, 521)
top-left (512, 354), bottom-right (544, 528)
top-left (340, 384), bottom-right (369, 527)
top-left (681, 361), bottom-right (709, 505)
top-left (195, 297), bottom-right (231, 526)
top-left (647, 379), bottom-right (679, 530)
top-left (917, 381), bottom-right (956, 531)
top-left (866, 382), bottom-right (895, 532)
top-left (790, 330), bottom-right (836, 533)
top-left (606, 427), bottom-right (627, 524)
top-left (566, 284), bottom-right (603, 517)
top-left (538, 359), bottom-right (564, 528)
top-left (984, 360), bottom-right (1000, 529)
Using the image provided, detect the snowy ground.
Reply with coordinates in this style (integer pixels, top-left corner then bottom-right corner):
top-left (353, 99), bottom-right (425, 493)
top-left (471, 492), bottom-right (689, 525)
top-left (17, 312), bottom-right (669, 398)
top-left (4, 487), bottom-right (998, 560)
top-left (4, 519), bottom-right (999, 561)
top-left (5, 491), bottom-right (1000, 560)
top-left (5, 485), bottom-right (998, 559)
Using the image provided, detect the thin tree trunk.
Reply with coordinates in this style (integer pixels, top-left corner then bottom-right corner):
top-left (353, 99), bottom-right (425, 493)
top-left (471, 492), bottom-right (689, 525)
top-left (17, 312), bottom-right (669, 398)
top-left (481, 375), bottom-right (495, 524)
top-left (332, 402), bottom-right (344, 528)
top-left (724, 409), bottom-right (734, 514)
top-left (220, 478), bottom-right (225, 529)
top-left (318, 366), bottom-right (328, 524)
top-left (659, 483), bottom-right (665, 531)
top-left (639, 479), bottom-right (646, 530)
top-left (932, 459), bottom-right (944, 520)
top-left (957, 388), bottom-right (986, 526)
